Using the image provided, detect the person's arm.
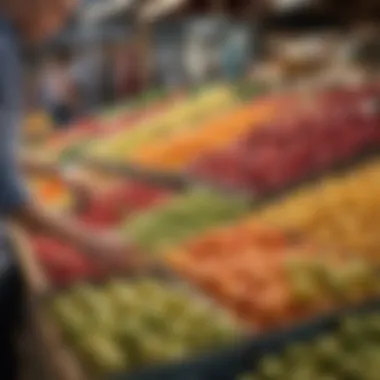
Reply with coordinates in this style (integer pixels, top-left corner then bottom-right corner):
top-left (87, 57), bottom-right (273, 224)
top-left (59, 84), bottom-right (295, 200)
top-left (0, 41), bottom-right (136, 270)
top-left (10, 201), bottom-right (128, 266)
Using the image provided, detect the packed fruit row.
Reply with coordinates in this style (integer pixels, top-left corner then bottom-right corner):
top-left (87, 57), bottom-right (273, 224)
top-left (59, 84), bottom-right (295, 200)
top-left (28, 84), bottom-right (228, 164)
top-left (25, 81), bottom-right (280, 169)
top-left (24, 90), bottom-right (179, 164)
top-left (238, 311), bottom-right (380, 380)
top-left (186, 84), bottom-right (380, 194)
top-left (85, 84), bottom-right (241, 161)
top-left (51, 279), bottom-right (240, 374)
top-left (254, 157), bottom-right (380, 261)
top-left (166, 220), bottom-right (379, 332)
top-left (62, 83), bottom-right (380, 203)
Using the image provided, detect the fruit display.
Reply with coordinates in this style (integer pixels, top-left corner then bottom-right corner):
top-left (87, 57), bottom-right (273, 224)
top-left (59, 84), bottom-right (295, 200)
top-left (25, 124), bottom-right (99, 165)
top-left (30, 174), bottom-right (172, 284)
top-left (24, 81), bottom-right (380, 378)
top-left (129, 97), bottom-right (278, 171)
top-left (79, 179), bottom-right (172, 228)
top-left (238, 311), bottom-right (380, 380)
top-left (23, 110), bottom-right (52, 140)
top-left (121, 188), bottom-right (250, 254)
top-left (167, 221), bottom-right (379, 330)
top-left (253, 158), bottom-right (380, 261)
top-left (50, 279), bottom-right (241, 375)
top-left (24, 91), bottom-right (177, 166)
top-left (31, 235), bottom-right (104, 286)
top-left (187, 85), bottom-right (380, 194)
top-left (86, 84), bottom-right (238, 162)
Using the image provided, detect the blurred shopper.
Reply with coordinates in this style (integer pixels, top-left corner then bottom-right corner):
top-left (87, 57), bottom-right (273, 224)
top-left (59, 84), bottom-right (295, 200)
top-left (156, 43), bottom-right (184, 90)
top-left (353, 24), bottom-right (380, 77)
top-left (100, 42), bottom-right (118, 105)
top-left (114, 42), bottom-right (143, 99)
top-left (40, 50), bottom-right (77, 128)
top-left (0, 0), bottom-right (139, 291)
top-left (220, 29), bottom-right (250, 81)
top-left (185, 39), bottom-right (211, 86)
top-left (70, 45), bottom-right (105, 114)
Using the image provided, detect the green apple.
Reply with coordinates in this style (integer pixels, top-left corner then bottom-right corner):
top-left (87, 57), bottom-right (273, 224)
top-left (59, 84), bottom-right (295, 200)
top-left (258, 356), bottom-right (285, 379)
top-left (51, 296), bottom-right (88, 339)
top-left (289, 274), bottom-right (321, 304)
top-left (78, 334), bottom-right (126, 373)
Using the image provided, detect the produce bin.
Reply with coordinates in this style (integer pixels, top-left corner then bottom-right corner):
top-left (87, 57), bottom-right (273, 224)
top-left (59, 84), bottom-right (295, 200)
top-left (233, 298), bottom-right (380, 379)
top-left (81, 130), bottom-right (380, 211)
top-left (15, 227), bottom-right (246, 380)
top-left (245, 145), bottom-right (380, 211)
top-left (110, 298), bottom-right (380, 380)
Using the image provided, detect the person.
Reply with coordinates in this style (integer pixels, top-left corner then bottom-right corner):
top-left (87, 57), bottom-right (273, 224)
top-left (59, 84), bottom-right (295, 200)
top-left (220, 28), bottom-right (250, 81)
top-left (114, 41), bottom-right (144, 99)
top-left (40, 49), bottom-right (77, 128)
top-left (0, 1), bottom-right (139, 271)
top-left (100, 42), bottom-right (118, 105)
top-left (70, 45), bottom-right (104, 114)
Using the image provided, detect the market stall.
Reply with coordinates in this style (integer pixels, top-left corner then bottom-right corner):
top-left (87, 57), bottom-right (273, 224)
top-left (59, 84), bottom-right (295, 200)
top-left (15, 72), bottom-right (380, 380)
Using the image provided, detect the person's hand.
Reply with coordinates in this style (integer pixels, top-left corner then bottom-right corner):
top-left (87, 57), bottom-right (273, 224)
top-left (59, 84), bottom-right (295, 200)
top-left (80, 232), bottom-right (145, 274)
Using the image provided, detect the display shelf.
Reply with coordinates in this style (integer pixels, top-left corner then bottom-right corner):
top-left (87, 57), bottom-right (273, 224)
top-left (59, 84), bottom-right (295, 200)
top-left (13, 224), bottom-right (246, 380)
top-left (81, 158), bottom-right (255, 203)
top-left (110, 297), bottom-right (380, 380)
top-left (77, 84), bottom-right (380, 208)
top-left (81, 159), bottom-right (190, 191)
top-left (82, 143), bottom-right (380, 216)
top-left (109, 298), bottom-right (380, 380)
top-left (235, 298), bottom-right (380, 379)
top-left (18, 258), bottom-right (245, 379)
top-left (242, 144), bottom-right (380, 212)
top-left (13, 189), bottom-right (380, 380)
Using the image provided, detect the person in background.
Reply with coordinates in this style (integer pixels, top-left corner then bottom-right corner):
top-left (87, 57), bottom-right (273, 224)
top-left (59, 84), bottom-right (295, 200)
top-left (100, 42), bottom-right (118, 105)
top-left (220, 28), bottom-right (250, 81)
top-left (70, 45), bottom-right (104, 114)
top-left (40, 49), bottom-right (77, 128)
top-left (0, 0), bottom-right (139, 276)
top-left (114, 41), bottom-right (143, 100)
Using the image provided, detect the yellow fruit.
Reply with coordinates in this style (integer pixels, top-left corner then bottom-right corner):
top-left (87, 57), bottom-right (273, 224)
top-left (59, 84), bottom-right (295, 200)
top-left (253, 159), bottom-right (380, 261)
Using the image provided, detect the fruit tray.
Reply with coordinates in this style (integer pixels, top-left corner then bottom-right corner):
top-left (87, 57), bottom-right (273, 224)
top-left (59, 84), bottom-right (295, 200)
top-left (110, 298), bottom-right (380, 380)
top-left (16, 222), bottom-right (380, 380)
top-left (234, 297), bottom-right (380, 380)
top-left (80, 159), bottom-right (190, 192)
top-left (80, 84), bottom-right (380, 199)
top-left (80, 158), bottom-right (257, 204)
top-left (112, 297), bottom-right (380, 380)
top-left (82, 142), bottom-right (380, 214)
top-left (23, 256), bottom-right (247, 380)
top-left (242, 143), bottom-right (380, 211)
